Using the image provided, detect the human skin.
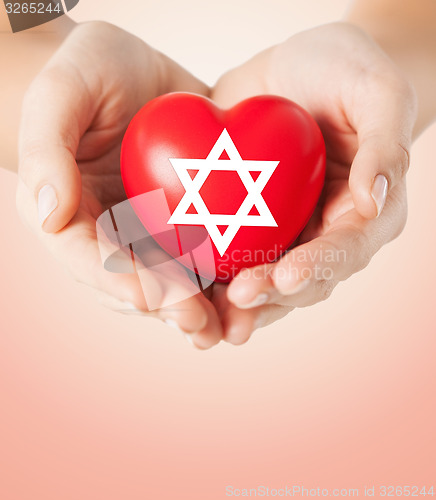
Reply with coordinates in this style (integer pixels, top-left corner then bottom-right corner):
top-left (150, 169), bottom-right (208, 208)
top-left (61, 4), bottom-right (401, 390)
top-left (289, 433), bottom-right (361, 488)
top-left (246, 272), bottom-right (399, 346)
top-left (12, 21), bottom-right (230, 349)
top-left (3, 2), bottom-right (436, 348)
top-left (346, 0), bottom-right (436, 136)
top-left (0, 8), bottom-right (74, 170)
top-left (210, 3), bottom-right (436, 346)
top-left (210, 22), bottom-right (417, 345)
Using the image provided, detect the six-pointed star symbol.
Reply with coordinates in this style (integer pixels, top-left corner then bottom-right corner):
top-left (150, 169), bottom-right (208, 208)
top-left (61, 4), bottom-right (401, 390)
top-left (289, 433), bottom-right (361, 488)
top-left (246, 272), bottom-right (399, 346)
top-left (167, 128), bottom-right (279, 256)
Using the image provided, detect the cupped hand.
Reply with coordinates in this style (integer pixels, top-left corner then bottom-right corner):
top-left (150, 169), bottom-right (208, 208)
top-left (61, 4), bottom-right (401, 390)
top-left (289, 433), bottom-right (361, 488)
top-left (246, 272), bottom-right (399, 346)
top-left (16, 21), bottom-right (224, 348)
top-left (210, 22), bottom-right (417, 345)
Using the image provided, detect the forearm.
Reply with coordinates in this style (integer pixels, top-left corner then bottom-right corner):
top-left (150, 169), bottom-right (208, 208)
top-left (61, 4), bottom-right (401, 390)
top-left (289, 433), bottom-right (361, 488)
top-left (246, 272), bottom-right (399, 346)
top-left (346, 0), bottom-right (436, 138)
top-left (0, 10), bottom-right (75, 171)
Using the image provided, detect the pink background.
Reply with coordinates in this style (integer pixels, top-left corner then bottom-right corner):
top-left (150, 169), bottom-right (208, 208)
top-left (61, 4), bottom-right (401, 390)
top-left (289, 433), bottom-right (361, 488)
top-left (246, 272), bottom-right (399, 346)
top-left (0, 1), bottom-right (435, 498)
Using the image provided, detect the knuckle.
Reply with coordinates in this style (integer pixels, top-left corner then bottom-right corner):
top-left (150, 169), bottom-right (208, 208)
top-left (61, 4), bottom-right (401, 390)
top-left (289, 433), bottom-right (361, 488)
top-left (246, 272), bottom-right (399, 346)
top-left (397, 75), bottom-right (417, 106)
top-left (381, 141), bottom-right (410, 188)
top-left (392, 213), bottom-right (407, 241)
top-left (295, 279), bottom-right (336, 307)
top-left (349, 229), bottom-right (372, 271)
top-left (386, 186), bottom-right (408, 241)
top-left (329, 223), bottom-right (373, 274)
top-left (395, 142), bottom-right (411, 178)
top-left (374, 64), bottom-right (412, 99)
top-left (259, 304), bottom-right (291, 327)
top-left (315, 279), bottom-right (336, 302)
top-left (390, 72), bottom-right (413, 98)
top-left (19, 140), bottom-right (46, 170)
top-left (372, 141), bottom-right (410, 187)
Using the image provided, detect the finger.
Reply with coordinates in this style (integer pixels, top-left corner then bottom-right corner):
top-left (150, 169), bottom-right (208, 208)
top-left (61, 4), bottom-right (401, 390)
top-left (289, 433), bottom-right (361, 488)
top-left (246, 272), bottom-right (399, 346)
top-left (347, 69), bottom-right (417, 219)
top-left (131, 239), bottom-right (219, 338)
top-left (214, 284), bottom-right (291, 345)
top-left (186, 294), bottom-right (224, 349)
top-left (271, 186), bottom-right (406, 306)
top-left (228, 182), bottom-right (406, 309)
top-left (57, 213), bottom-right (212, 335)
top-left (17, 177), bottom-right (219, 341)
top-left (94, 288), bottom-right (221, 349)
top-left (251, 304), bottom-right (292, 332)
top-left (138, 255), bottom-right (223, 348)
top-left (225, 259), bottom-right (302, 310)
top-left (226, 262), bottom-right (299, 310)
top-left (158, 293), bottom-right (214, 341)
top-left (226, 264), bottom-right (275, 310)
top-left (17, 178), bottom-right (188, 316)
top-left (213, 283), bottom-right (256, 345)
top-left (29, 209), bottom-right (150, 310)
top-left (76, 224), bottom-right (217, 340)
top-left (94, 290), bottom-right (148, 314)
top-left (18, 62), bottom-right (96, 233)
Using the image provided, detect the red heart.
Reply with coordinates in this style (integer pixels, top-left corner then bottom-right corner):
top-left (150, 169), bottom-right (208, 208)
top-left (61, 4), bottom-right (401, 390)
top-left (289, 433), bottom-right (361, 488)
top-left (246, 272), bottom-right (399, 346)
top-left (121, 93), bottom-right (325, 283)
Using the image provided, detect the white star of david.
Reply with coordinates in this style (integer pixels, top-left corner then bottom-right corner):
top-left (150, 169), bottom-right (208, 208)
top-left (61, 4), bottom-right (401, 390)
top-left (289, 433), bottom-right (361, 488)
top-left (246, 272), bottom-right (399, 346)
top-left (167, 128), bottom-right (279, 256)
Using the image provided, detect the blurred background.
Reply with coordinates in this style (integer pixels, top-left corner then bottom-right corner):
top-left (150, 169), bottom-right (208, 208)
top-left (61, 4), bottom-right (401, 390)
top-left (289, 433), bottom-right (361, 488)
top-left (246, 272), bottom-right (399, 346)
top-left (0, 1), bottom-right (435, 498)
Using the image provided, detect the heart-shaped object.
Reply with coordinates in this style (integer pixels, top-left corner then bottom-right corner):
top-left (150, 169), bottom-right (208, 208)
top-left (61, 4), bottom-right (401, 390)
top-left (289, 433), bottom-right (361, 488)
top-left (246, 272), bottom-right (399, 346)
top-left (121, 92), bottom-right (325, 283)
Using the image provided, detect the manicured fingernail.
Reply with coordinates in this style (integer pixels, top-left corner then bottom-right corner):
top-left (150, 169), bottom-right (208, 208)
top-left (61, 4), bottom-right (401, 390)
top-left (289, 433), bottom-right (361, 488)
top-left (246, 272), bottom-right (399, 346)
top-left (183, 333), bottom-right (195, 346)
top-left (124, 302), bottom-right (139, 310)
top-left (117, 302), bottom-right (144, 315)
top-left (38, 184), bottom-right (58, 227)
top-left (371, 174), bottom-right (388, 217)
top-left (164, 318), bottom-right (181, 331)
top-left (236, 292), bottom-right (269, 309)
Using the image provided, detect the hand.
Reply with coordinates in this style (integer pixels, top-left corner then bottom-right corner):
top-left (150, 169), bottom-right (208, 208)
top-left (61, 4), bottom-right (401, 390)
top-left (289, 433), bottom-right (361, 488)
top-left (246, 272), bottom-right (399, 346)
top-left (16, 21), bottom-right (225, 348)
top-left (210, 22), bottom-right (417, 344)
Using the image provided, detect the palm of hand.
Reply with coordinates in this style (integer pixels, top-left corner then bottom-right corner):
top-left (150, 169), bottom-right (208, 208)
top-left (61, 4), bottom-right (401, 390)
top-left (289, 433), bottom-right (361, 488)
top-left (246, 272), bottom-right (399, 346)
top-left (76, 102), bottom-right (134, 220)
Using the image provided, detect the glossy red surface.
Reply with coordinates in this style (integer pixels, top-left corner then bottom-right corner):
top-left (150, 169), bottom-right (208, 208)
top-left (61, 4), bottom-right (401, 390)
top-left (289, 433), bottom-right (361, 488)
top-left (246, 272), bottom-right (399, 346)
top-left (121, 92), bottom-right (326, 282)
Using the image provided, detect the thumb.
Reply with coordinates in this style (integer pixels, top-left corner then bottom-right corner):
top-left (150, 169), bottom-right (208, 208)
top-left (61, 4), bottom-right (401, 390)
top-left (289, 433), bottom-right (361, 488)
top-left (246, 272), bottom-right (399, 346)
top-left (18, 67), bottom-right (92, 232)
top-left (348, 74), bottom-right (417, 219)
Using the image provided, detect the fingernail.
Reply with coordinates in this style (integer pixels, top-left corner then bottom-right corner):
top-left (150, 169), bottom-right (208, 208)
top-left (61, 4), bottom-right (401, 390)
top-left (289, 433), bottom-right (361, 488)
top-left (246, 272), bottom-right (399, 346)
top-left (124, 301), bottom-right (139, 310)
top-left (117, 302), bottom-right (144, 315)
top-left (183, 333), bottom-right (195, 346)
top-left (236, 292), bottom-right (269, 309)
top-left (371, 174), bottom-right (388, 217)
top-left (38, 184), bottom-right (58, 227)
top-left (164, 318), bottom-right (181, 331)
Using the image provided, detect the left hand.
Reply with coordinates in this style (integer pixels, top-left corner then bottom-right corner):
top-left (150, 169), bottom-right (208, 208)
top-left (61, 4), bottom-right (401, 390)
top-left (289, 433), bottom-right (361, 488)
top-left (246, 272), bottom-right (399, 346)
top-left (209, 22), bottom-right (417, 345)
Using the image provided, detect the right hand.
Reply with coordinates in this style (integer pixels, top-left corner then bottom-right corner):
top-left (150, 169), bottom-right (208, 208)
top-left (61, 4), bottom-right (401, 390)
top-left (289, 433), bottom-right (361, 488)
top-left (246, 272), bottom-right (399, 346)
top-left (16, 21), bottom-right (224, 348)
